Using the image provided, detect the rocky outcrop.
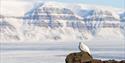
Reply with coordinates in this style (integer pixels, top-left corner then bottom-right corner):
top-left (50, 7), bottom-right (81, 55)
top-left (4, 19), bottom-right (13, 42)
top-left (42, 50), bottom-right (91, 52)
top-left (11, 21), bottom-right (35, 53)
top-left (91, 59), bottom-right (125, 63)
top-left (65, 52), bottom-right (125, 63)
top-left (65, 52), bottom-right (93, 63)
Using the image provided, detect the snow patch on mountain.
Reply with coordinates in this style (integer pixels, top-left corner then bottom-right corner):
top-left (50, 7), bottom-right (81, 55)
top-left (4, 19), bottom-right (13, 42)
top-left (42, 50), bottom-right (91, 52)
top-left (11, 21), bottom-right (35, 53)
top-left (0, 2), bottom-right (125, 42)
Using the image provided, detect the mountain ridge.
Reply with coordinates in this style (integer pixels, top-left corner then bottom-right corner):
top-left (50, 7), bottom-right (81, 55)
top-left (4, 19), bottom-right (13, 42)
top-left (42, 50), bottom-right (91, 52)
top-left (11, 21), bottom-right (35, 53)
top-left (0, 2), bottom-right (125, 41)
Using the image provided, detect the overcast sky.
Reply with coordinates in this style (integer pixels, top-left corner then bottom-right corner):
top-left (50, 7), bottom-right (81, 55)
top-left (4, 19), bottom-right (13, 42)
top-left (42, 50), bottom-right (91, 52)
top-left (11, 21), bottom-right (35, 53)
top-left (20, 0), bottom-right (125, 8)
top-left (1, 0), bottom-right (124, 8)
top-left (0, 0), bottom-right (124, 16)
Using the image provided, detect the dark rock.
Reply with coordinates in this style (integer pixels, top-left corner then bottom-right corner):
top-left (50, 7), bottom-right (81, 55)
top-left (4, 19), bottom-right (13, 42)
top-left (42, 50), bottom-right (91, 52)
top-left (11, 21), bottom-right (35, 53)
top-left (91, 59), bottom-right (103, 63)
top-left (65, 52), bottom-right (125, 63)
top-left (65, 52), bottom-right (93, 63)
top-left (103, 60), bottom-right (118, 63)
top-left (119, 60), bottom-right (125, 63)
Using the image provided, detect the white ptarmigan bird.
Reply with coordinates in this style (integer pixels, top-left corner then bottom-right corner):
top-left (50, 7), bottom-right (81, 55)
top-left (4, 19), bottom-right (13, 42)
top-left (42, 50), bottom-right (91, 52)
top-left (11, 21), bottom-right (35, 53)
top-left (79, 42), bottom-right (91, 55)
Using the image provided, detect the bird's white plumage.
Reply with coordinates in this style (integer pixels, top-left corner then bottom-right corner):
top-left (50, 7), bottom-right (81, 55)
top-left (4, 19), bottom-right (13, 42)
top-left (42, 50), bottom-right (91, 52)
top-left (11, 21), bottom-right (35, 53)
top-left (79, 42), bottom-right (91, 55)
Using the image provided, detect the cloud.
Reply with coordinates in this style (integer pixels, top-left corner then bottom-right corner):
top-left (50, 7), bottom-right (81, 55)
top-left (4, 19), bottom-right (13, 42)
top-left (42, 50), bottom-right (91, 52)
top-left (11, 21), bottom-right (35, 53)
top-left (0, 0), bottom-right (34, 16)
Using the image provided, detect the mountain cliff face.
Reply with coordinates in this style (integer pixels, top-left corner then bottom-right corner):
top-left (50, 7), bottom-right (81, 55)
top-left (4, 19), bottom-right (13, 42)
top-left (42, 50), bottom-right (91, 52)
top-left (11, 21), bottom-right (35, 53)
top-left (0, 2), bottom-right (125, 41)
top-left (120, 12), bottom-right (125, 38)
top-left (0, 15), bottom-right (20, 40)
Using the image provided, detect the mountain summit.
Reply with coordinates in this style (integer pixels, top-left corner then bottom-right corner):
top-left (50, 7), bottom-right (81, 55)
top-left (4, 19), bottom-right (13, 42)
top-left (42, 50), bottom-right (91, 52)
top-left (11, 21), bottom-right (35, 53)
top-left (0, 2), bottom-right (125, 41)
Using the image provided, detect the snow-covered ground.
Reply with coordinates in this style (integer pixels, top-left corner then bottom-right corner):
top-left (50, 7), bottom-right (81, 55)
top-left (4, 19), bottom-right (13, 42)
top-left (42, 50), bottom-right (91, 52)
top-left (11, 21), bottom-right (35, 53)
top-left (0, 37), bottom-right (125, 63)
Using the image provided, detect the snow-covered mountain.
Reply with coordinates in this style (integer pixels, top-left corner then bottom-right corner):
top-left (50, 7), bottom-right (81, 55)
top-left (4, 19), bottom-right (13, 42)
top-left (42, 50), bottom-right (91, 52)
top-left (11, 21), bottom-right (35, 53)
top-left (120, 12), bottom-right (125, 38)
top-left (0, 2), bottom-right (125, 41)
top-left (0, 15), bottom-right (24, 41)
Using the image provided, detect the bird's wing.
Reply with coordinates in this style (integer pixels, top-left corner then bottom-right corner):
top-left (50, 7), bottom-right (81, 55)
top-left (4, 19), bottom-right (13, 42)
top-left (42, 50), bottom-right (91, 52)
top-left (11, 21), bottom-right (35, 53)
top-left (80, 42), bottom-right (91, 55)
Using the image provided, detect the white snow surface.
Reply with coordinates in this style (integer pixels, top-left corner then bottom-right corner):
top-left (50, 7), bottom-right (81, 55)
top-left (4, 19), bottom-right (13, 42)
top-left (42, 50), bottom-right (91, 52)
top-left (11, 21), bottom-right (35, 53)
top-left (0, 39), bottom-right (125, 63)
